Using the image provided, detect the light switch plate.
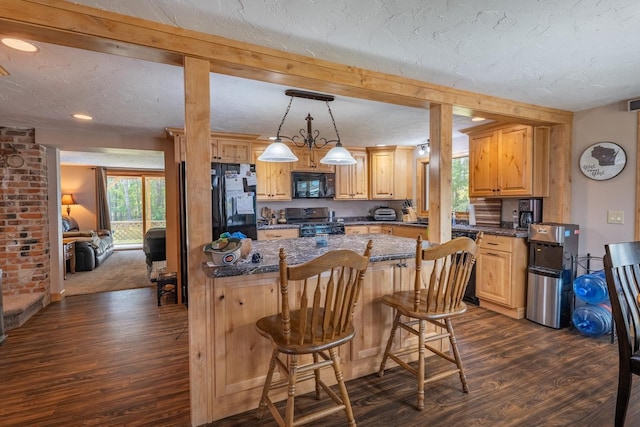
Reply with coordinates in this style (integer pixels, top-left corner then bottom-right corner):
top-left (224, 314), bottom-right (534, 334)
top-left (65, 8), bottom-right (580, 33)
top-left (607, 210), bottom-right (624, 224)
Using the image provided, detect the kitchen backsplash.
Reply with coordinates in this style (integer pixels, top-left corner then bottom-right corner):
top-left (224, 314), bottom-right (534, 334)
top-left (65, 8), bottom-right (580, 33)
top-left (258, 198), bottom-right (504, 225)
top-left (257, 199), bottom-right (404, 221)
top-left (469, 198), bottom-right (502, 226)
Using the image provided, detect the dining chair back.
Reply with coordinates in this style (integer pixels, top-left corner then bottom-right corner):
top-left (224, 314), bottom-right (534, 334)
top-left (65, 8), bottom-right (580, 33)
top-left (604, 241), bottom-right (640, 427)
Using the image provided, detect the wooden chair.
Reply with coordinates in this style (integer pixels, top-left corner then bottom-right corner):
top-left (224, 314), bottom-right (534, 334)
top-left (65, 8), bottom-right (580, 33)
top-left (378, 234), bottom-right (479, 411)
top-left (604, 241), bottom-right (640, 427)
top-left (256, 240), bottom-right (373, 426)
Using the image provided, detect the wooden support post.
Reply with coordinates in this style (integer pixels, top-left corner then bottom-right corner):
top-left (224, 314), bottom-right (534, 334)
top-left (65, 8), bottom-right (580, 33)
top-left (428, 103), bottom-right (453, 243)
top-left (184, 56), bottom-right (213, 427)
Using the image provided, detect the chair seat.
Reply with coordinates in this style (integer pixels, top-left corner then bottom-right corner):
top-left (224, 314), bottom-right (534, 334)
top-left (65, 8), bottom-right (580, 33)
top-left (381, 291), bottom-right (468, 320)
top-left (256, 309), bottom-right (355, 355)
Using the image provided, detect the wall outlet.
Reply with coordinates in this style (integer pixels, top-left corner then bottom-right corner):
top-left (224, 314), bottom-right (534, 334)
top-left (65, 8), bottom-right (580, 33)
top-left (607, 210), bottom-right (624, 224)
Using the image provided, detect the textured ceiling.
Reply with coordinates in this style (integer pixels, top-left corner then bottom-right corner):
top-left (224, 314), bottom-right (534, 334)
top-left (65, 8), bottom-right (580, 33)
top-left (2, 0), bottom-right (639, 167)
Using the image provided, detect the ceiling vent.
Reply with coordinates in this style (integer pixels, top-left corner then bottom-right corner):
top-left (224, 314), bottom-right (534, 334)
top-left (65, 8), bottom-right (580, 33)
top-left (628, 98), bottom-right (640, 111)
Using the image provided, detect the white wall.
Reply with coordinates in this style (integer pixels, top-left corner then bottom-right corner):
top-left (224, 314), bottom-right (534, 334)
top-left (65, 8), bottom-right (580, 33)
top-left (572, 102), bottom-right (637, 257)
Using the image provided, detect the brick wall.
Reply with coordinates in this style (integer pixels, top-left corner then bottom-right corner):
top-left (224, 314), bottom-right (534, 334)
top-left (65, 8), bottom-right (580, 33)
top-left (0, 127), bottom-right (50, 304)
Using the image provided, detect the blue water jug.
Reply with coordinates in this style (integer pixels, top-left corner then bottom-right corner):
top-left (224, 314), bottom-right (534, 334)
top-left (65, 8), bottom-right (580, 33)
top-left (573, 271), bottom-right (608, 304)
top-left (572, 303), bottom-right (612, 337)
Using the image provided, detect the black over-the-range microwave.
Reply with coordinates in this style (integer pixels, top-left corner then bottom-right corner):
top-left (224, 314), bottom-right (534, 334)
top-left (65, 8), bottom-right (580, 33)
top-left (292, 172), bottom-right (336, 199)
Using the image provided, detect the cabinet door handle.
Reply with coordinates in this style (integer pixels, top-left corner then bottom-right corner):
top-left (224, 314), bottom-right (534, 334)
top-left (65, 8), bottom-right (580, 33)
top-left (487, 242), bottom-right (499, 245)
top-left (486, 252), bottom-right (500, 257)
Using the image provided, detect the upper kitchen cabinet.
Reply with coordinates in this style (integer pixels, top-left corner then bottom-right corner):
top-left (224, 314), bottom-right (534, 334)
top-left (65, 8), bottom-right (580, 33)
top-left (465, 124), bottom-right (549, 198)
top-left (291, 147), bottom-right (335, 173)
top-left (166, 128), bottom-right (257, 164)
top-left (212, 133), bottom-right (254, 163)
top-left (335, 148), bottom-right (368, 200)
top-left (367, 146), bottom-right (414, 200)
top-left (251, 144), bottom-right (292, 201)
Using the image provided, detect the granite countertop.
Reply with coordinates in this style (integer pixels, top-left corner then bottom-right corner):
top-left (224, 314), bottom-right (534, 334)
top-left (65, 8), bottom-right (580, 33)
top-left (204, 234), bottom-right (432, 278)
top-left (257, 220), bottom-right (528, 238)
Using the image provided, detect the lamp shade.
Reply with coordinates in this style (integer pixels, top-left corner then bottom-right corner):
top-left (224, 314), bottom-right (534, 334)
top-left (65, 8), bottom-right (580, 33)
top-left (61, 194), bottom-right (78, 205)
top-left (320, 145), bottom-right (357, 165)
top-left (258, 141), bottom-right (299, 162)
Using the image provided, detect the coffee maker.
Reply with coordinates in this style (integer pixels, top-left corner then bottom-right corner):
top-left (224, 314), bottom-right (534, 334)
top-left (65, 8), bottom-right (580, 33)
top-left (518, 199), bottom-right (543, 229)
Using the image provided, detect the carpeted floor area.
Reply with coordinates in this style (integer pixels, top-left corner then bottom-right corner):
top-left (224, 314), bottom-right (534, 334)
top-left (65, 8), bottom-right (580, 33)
top-left (64, 249), bottom-right (153, 296)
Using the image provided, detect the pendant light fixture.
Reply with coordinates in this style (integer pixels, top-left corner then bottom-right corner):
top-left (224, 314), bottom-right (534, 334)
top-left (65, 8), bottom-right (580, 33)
top-left (418, 139), bottom-right (430, 156)
top-left (258, 89), bottom-right (356, 165)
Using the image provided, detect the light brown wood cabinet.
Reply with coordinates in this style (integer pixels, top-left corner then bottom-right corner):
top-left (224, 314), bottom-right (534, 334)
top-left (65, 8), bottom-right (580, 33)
top-left (367, 224), bottom-right (393, 234)
top-left (212, 138), bottom-right (252, 163)
top-left (252, 144), bottom-right (292, 201)
top-left (475, 234), bottom-right (528, 319)
top-left (335, 148), bottom-right (368, 200)
top-left (167, 128), bottom-right (258, 164)
top-left (291, 146), bottom-right (335, 172)
top-left (257, 228), bottom-right (299, 240)
top-left (367, 146), bottom-right (414, 200)
top-left (345, 225), bottom-right (369, 235)
top-left (466, 124), bottom-right (549, 198)
top-left (392, 225), bottom-right (428, 240)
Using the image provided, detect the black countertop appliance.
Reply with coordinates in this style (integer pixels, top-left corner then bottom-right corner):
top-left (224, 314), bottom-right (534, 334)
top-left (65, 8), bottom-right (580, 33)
top-left (518, 198), bottom-right (543, 229)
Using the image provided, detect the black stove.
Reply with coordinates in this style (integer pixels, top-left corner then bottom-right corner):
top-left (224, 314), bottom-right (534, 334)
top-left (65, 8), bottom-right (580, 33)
top-left (299, 222), bottom-right (345, 237)
top-left (285, 207), bottom-right (345, 237)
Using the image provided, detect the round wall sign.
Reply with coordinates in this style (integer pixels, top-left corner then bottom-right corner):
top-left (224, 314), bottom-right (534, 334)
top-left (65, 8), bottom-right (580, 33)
top-left (579, 141), bottom-right (627, 181)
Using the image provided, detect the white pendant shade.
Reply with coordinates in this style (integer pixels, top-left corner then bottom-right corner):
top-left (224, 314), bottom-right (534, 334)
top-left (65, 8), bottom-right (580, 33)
top-left (320, 145), bottom-right (357, 165)
top-left (258, 141), bottom-right (299, 162)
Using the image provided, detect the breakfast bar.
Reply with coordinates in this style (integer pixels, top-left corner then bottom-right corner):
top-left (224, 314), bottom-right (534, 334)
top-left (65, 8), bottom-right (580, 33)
top-left (202, 234), bottom-right (439, 421)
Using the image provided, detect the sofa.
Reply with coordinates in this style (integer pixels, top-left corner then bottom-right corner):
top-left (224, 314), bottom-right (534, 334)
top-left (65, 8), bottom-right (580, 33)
top-left (62, 216), bottom-right (114, 271)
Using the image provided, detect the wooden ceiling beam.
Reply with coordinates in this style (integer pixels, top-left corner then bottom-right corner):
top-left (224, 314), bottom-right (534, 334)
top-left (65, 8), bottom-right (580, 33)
top-left (0, 0), bottom-right (573, 125)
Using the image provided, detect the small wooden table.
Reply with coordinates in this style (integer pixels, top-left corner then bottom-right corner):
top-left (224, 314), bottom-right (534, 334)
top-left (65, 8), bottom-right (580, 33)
top-left (63, 238), bottom-right (76, 279)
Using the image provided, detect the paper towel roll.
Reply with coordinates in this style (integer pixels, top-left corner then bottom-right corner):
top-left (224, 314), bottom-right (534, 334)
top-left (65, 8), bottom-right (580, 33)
top-left (468, 204), bottom-right (476, 226)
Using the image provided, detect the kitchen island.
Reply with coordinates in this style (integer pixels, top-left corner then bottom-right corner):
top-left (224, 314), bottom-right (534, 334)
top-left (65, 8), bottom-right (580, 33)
top-left (200, 234), bottom-right (441, 422)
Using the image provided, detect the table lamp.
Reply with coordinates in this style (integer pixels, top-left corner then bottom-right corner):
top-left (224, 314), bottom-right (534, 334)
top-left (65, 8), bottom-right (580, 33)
top-left (61, 193), bottom-right (78, 216)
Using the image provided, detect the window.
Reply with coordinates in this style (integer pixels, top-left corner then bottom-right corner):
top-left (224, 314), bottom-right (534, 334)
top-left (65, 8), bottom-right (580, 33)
top-left (416, 155), bottom-right (469, 216)
top-left (107, 172), bottom-right (166, 246)
top-left (451, 156), bottom-right (469, 213)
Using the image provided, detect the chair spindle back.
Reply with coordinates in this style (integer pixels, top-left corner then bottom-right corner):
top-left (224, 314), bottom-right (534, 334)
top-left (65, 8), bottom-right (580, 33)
top-left (278, 241), bottom-right (373, 345)
top-left (414, 235), bottom-right (479, 313)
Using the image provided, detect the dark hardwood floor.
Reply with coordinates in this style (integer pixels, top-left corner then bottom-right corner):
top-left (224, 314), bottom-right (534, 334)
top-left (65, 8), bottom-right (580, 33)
top-left (2, 287), bottom-right (639, 426)
top-left (0, 287), bottom-right (190, 426)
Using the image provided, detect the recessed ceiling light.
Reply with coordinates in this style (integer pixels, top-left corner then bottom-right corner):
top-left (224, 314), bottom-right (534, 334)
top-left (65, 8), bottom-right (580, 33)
top-left (72, 113), bottom-right (93, 121)
top-left (471, 117), bottom-right (486, 122)
top-left (375, 144), bottom-right (387, 147)
top-left (1, 38), bottom-right (39, 53)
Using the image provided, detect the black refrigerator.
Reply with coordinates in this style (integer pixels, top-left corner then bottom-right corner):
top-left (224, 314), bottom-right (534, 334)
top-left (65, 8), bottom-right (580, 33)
top-left (211, 162), bottom-right (258, 241)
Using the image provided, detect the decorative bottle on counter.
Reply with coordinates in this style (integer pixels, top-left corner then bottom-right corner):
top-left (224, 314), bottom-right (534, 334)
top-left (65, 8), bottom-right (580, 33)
top-left (512, 210), bottom-right (518, 229)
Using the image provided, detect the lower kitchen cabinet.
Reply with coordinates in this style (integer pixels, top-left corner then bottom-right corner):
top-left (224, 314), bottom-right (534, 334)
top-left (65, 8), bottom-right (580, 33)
top-left (257, 228), bottom-right (299, 240)
top-left (367, 224), bottom-right (393, 234)
top-left (475, 234), bottom-right (528, 319)
top-left (345, 225), bottom-right (369, 235)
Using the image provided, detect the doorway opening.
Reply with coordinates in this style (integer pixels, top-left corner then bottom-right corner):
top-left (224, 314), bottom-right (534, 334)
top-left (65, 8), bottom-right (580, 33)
top-left (107, 171), bottom-right (166, 249)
